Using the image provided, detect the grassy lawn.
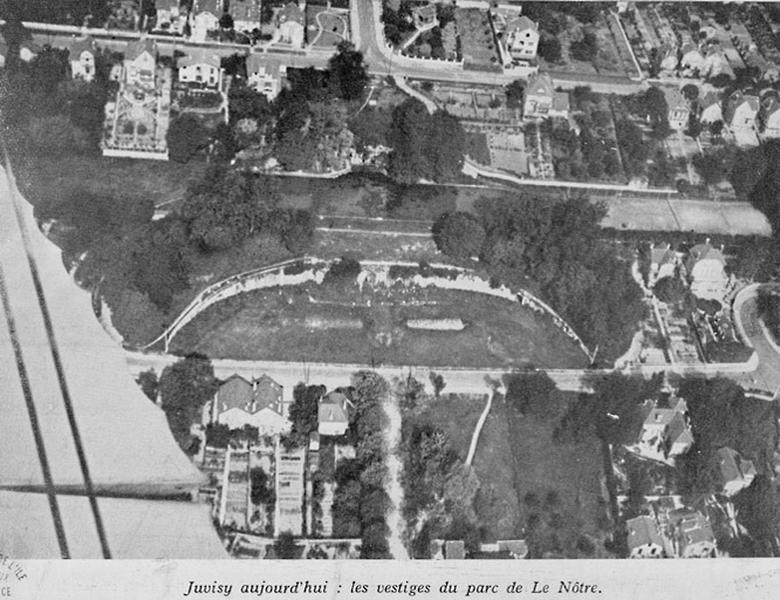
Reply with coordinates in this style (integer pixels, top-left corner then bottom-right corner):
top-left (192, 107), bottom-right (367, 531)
top-left (472, 401), bottom-right (522, 541)
top-left (417, 393), bottom-right (487, 459)
top-left (503, 392), bottom-right (612, 557)
top-left (15, 154), bottom-right (202, 210)
top-left (171, 277), bottom-right (588, 368)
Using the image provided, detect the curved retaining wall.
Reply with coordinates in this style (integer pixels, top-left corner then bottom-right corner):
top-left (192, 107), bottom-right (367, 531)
top-left (146, 257), bottom-right (594, 360)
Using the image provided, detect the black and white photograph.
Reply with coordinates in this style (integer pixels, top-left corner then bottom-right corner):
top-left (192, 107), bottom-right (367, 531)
top-left (0, 0), bottom-right (780, 596)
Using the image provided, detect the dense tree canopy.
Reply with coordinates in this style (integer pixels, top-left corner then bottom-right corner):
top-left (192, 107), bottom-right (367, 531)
top-left (158, 354), bottom-right (218, 452)
top-left (166, 114), bottom-right (210, 163)
top-left (287, 384), bottom-right (325, 448)
top-left (388, 99), bottom-right (466, 184)
top-left (432, 212), bottom-right (486, 259)
top-left (328, 41), bottom-right (369, 101)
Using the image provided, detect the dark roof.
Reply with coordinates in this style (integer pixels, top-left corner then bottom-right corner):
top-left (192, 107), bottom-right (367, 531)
top-left (195, 0), bottom-right (223, 15)
top-left (178, 48), bottom-right (221, 68)
top-left (626, 515), bottom-right (664, 549)
top-left (216, 374), bottom-right (254, 412)
top-left (318, 391), bottom-right (349, 424)
top-left (279, 2), bottom-right (304, 25)
top-left (254, 374), bottom-right (283, 412)
top-left (125, 38), bottom-right (156, 60)
top-left (229, 0), bottom-right (261, 21)
top-left (69, 36), bottom-right (96, 58)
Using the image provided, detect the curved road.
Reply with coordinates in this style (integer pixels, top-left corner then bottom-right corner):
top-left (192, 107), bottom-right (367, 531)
top-left (733, 283), bottom-right (780, 398)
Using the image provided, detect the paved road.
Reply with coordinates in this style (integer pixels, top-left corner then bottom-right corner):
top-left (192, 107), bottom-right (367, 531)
top-left (733, 284), bottom-right (780, 398)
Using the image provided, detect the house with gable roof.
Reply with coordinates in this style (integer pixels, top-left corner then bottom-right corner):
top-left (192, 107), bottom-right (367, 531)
top-left (503, 15), bottom-right (539, 65)
top-left (412, 3), bottom-right (438, 32)
top-left (680, 42), bottom-right (705, 76)
top-left (246, 54), bottom-right (287, 101)
top-left (664, 509), bottom-right (717, 558)
top-left (192, 0), bottom-right (223, 41)
top-left (628, 394), bottom-right (693, 465)
top-left (124, 38), bottom-right (157, 87)
top-left (665, 87), bottom-right (691, 131)
top-left (178, 48), bottom-right (223, 88)
top-left (69, 36), bottom-right (97, 82)
top-left (698, 91), bottom-right (723, 124)
top-left (523, 73), bottom-right (568, 120)
top-left (686, 240), bottom-right (729, 301)
top-left (318, 391), bottom-right (352, 437)
top-left (276, 1), bottom-right (305, 47)
top-left (716, 447), bottom-right (756, 498)
top-left (626, 515), bottom-right (666, 558)
top-left (725, 90), bottom-right (759, 131)
top-left (229, 0), bottom-right (262, 33)
top-left (206, 373), bottom-right (288, 437)
top-left (154, 0), bottom-right (186, 34)
top-left (648, 243), bottom-right (678, 287)
top-left (760, 96), bottom-right (780, 138)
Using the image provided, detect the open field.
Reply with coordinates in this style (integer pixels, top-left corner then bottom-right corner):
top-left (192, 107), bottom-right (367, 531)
top-left (15, 154), bottom-right (202, 210)
top-left (171, 278), bottom-right (588, 368)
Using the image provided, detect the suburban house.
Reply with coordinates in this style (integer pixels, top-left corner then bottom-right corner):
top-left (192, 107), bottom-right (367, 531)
top-left (724, 90), bottom-right (759, 130)
top-left (699, 91), bottom-right (723, 124)
top-left (503, 15), bottom-right (539, 64)
top-left (206, 374), bottom-right (288, 437)
top-left (680, 43), bottom-right (705, 75)
top-left (665, 509), bottom-right (717, 558)
top-left (665, 87), bottom-right (690, 130)
top-left (629, 396), bottom-right (693, 465)
top-left (660, 43), bottom-right (679, 73)
top-left (649, 243), bottom-right (678, 287)
top-left (276, 2), bottom-right (305, 47)
top-left (412, 3), bottom-right (438, 32)
top-left (626, 516), bottom-right (666, 558)
top-left (716, 446), bottom-right (756, 498)
top-left (523, 73), bottom-right (569, 120)
top-left (154, 0), bottom-right (186, 34)
top-left (68, 36), bottom-right (97, 82)
top-left (430, 539), bottom-right (466, 559)
top-left (123, 38), bottom-right (157, 87)
top-left (760, 96), bottom-right (780, 138)
top-left (191, 0), bottom-right (223, 41)
top-left (318, 391), bottom-right (351, 437)
top-left (702, 47), bottom-right (735, 81)
top-left (686, 241), bottom-right (729, 300)
top-left (229, 0), bottom-right (262, 33)
top-left (246, 55), bottom-right (287, 101)
top-left (178, 49), bottom-right (222, 88)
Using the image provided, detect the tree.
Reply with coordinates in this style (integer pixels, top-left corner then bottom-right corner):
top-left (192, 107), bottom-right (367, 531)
top-left (653, 276), bottom-right (687, 304)
top-left (136, 370), bottom-right (158, 402)
top-left (287, 384), bottom-right (325, 447)
top-left (429, 372), bottom-right (446, 398)
top-left (681, 83), bottom-right (699, 101)
top-left (166, 114), bottom-right (209, 163)
top-left (219, 12), bottom-right (234, 29)
top-left (569, 31), bottom-right (598, 62)
top-left (274, 531), bottom-right (301, 558)
top-left (158, 355), bottom-right (218, 451)
top-left (505, 79), bottom-right (524, 109)
top-left (325, 256), bottom-right (361, 283)
top-left (504, 372), bottom-right (559, 421)
top-left (228, 81), bottom-right (272, 124)
top-left (280, 209), bottom-right (314, 253)
top-left (182, 166), bottom-right (281, 251)
top-left (328, 41), bottom-right (369, 101)
top-left (538, 35), bottom-right (562, 63)
top-left (250, 467), bottom-right (274, 505)
top-left (432, 212), bottom-right (486, 259)
top-left (708, 120), bottom-right (724, 137)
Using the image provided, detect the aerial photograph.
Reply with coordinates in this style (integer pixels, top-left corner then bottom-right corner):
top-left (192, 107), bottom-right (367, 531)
top-left (0, 0), bottom-right (779, 563)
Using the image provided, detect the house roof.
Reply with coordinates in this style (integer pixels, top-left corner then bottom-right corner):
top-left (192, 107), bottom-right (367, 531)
top-left (195, 0), bottom-right (222, 15)
top-left (156, 0), bottom-right (179, 10)
top-left (216, 374), bottom-right (254, 412)
top-left (125, 38), bottom-right (156, 60)
top-left (508, 15), bottom-right (537, 33)
top-left (254, 374), bottom-right (283, 412)
top-left (700, 91), bottom-right (721, 109)
top-left (413, 4), bottom-right (437, 20)
top-left (688, 242), bottom-right (726, 266)
top-left (664, 86), bottom-right (688, 110)
top-left (444, 540), bottom-right (466, 559)
top-left (318, 391), bottom-right (350, 424)
top-left (669, 510), bottom-right (715, 549)
top-left (279, 1), bottom-right (304, 25)
top-left (69, 36), bottom-right (96, 58)
top-left (650, 244), bottom-right (676, 266)
top-left (229, 0), bottom-right (261, 21)
top-left (178, 48), bottom-right (221, 68)
top-left (526, 72), bottom-right (553, 99)
top-left (626, 516), bottom-right (664, 550)
top-left (717, 446), bottom-right (756, 486)
top-left (681, 42), bottom-right (701, 56)
top-left (246, 54), bottom-right (284, 76)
